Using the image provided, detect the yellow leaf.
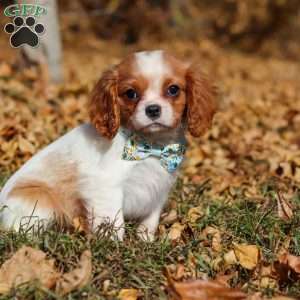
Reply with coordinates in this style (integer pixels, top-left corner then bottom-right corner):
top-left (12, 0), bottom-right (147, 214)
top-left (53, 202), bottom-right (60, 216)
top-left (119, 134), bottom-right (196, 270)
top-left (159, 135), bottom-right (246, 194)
top-left (118, 288), bottom-right (139, 300)
top-left (233, 243), bottom-right (260, 270)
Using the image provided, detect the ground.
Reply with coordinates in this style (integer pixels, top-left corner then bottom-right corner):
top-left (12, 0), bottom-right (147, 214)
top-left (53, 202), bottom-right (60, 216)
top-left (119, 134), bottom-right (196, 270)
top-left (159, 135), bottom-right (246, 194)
top-left (0, 13), bottom-right (300, 300)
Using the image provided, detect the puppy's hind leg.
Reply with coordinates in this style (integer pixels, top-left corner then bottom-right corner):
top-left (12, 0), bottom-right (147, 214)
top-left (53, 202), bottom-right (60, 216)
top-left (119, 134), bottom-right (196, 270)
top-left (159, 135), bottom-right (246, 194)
top-left (1, 180), bottom-right (63, 232)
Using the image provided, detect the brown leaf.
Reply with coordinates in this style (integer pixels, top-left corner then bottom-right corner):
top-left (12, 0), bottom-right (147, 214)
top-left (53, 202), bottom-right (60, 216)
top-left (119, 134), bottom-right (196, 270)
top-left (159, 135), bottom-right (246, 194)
top-left (233, 244), bottom-right (260, 270)
top-left (187, 206), bottom-right (204, 224)
top-left (0, 62), bottom-right (12, 78)
top-left (18, 136), bottom-right (36, 154)
top-left (166, 268), bottom-right (247, 300)
top-left (224, 250), bottom-right (238, 267)
top-left (202, 226), bottom-right (222, 252)
top-left (161, 209), bottom-right (178, 225)
top-left (72, 216), bottom-right (88, 233)
top-left (56, 250), bottom-right (92, 295)
top-left (168, 222), bottom-right (185, 241)
top-left (174, 264), bottom-right (186, 280)
top-left (273, 252), bottom-right (300, 283)
top-left (0, 246), bottom-right (60, 294)
top-left (276, 192), bottom-right (293, 221)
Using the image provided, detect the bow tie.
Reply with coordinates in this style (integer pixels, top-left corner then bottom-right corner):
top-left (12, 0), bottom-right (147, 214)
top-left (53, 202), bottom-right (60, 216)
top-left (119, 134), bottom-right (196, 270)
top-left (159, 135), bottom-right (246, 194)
top-left (122, 133), bottom-right (186, 173)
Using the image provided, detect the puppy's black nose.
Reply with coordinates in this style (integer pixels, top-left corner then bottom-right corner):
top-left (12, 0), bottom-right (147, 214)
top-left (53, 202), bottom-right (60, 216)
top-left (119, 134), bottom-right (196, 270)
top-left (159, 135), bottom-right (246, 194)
top-left (145, 104), bottom-right (161, 120)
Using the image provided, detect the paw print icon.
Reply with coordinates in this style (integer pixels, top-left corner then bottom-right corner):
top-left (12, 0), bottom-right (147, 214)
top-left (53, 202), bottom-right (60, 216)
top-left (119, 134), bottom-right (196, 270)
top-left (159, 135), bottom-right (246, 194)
top-left (4, 16), bottom-right (45, 48)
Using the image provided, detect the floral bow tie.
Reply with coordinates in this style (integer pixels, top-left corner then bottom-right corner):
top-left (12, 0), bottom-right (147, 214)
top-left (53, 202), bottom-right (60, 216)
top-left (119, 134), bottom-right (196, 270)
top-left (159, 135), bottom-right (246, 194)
top-left (122, 134), bottom-right (186, 173)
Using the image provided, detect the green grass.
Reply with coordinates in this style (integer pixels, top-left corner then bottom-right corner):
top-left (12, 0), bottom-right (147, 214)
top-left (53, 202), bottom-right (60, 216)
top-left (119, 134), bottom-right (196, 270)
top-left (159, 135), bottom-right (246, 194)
top-left (0, 176), bottom-right (299, 299)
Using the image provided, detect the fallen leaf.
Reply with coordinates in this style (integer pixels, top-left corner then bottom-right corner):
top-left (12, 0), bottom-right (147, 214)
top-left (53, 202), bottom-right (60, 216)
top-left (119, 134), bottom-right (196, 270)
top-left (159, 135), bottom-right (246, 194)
top-left (18, 136), bottom-right (36, 154)
top-left (174, 264), bottom-right (185, 280)
top-left (0, 246), bottom-right (92, 295)
top-left (187, 206), bottom-right (204, 224)
top-left (224, 250), bottom-right (238, 267)
top-left (166, 268), bottom-right (247, 300)
top-left (215, 273), bottom-right (236, 286)
top-left (202, 226), bottom-right (222, 252)
top-left (246, 293), bottom-right (263, 300)
top-left (161, 209), bottom-right (178, 225)
top-left (257, 265), bottom-right (276, 289)
top-left (233, 244), bottom-right (260, 270)
top-left (0, 246), bottom-right (60, 294)
top-left (276, 192), bottom-right (293, 221)
top-left (0, 63), bottom-right (12, 78)
top-left (72, 216), bottom-right (87, 232)
top-left (168, 222), bottom-right (185, 241)
top-left (56, 250), bottom-right (92, 295)
top-left (273, 252), bottom-right (300, 283)
top-left (118, 288), bottom-right (139, 300)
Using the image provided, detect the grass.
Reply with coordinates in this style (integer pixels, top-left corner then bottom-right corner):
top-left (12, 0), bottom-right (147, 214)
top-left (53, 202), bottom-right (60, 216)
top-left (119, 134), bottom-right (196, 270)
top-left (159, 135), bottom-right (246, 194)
top-left (0, 175), bottom-right (299, 299)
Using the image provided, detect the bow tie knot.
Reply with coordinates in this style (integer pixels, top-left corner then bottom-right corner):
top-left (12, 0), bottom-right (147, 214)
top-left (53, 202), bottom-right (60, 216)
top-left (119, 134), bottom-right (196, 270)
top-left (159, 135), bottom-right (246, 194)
top-left (122, 133), bottom-right (186, 173)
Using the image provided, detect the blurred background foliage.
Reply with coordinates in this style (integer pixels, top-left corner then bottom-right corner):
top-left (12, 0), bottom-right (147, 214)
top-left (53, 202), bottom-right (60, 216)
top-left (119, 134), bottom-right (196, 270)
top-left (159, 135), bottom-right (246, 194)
top-left (58, 0), bottom-right (300, 59)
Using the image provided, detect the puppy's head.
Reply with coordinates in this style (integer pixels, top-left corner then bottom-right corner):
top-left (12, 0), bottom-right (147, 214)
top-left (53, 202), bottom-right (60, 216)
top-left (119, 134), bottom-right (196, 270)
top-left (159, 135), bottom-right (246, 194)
top-left (89, 50), bottom-right (217, 139)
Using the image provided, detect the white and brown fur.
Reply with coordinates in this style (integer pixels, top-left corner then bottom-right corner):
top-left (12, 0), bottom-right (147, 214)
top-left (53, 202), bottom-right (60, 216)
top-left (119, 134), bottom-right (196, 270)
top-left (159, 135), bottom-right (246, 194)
top-left (0, 50), bottom-right (216, 240)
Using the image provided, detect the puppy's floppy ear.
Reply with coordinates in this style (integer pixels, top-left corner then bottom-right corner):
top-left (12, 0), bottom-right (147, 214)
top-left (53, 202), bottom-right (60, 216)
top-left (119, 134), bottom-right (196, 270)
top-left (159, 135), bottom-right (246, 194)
top-left (185, 64), bottom-right (217, 137)
top-left (89, 67), bottom-right (120, 139)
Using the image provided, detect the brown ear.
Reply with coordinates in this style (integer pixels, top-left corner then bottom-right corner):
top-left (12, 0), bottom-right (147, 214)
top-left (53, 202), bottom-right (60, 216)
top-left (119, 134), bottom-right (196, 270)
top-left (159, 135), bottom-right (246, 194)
top-left (185, 65), bottom-right (217, 137)
top-left (89, 68), bottom-right (120, 139)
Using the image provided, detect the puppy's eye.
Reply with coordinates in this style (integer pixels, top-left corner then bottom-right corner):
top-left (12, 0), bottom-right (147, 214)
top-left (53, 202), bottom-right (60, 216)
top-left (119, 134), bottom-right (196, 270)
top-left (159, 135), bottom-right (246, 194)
top-left (125, 88), bottom-right (139, 100)
top-left (167, 85), bottom-right (180, 97)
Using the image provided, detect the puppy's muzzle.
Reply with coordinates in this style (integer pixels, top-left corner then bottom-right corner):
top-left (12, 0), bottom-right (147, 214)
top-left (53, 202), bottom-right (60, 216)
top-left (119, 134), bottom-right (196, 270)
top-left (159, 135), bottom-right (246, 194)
top-left (145, 104), bottom-right (161, 120)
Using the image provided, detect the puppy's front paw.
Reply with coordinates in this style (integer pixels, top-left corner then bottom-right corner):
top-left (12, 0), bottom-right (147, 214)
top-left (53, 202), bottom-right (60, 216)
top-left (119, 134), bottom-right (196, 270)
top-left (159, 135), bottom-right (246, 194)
top-left (137, 224), bottom-right (155, 242)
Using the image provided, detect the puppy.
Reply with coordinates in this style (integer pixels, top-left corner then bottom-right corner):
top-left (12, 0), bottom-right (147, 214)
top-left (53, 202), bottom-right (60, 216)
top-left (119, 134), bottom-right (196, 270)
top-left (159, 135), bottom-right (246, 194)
top-left (0, 50), bottom-right (216, 240)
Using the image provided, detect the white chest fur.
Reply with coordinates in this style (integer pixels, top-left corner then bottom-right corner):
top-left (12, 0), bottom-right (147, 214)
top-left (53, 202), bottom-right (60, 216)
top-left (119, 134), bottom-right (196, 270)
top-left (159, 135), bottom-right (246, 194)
top-left (123, 158), bottom-right (176, 220)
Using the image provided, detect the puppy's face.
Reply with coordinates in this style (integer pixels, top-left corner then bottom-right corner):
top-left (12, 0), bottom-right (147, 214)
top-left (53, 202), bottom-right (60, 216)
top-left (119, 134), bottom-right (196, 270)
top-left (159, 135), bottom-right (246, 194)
top-left (89, 50), bottom-right (216, 139)
top-left (117, 51), bottom-right (187, 134)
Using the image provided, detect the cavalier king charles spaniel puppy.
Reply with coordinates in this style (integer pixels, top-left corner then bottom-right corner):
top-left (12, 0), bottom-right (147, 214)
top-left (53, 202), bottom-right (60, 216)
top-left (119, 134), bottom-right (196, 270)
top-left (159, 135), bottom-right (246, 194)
top-left (0, 50), bottom-right (216, 240)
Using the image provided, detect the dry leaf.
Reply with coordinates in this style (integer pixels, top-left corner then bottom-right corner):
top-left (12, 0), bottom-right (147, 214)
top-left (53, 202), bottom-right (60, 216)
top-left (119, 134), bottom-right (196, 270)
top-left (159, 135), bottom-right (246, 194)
top-left (161, 209), bottom-right (178, 225)
top-left (56, 250), bottom-right (92, 295)
top-left (18, 136), bottom-right (36, 154)
top-left (246, 292), bottom-right (263, 300)
top-left (166, 268), bottom-right (247, 300)
top-left (0, 246), bottom-right (92, 295)
top-left (224, 250), bottom-right (238, 267)
top-left (118, 288), bottom-right (139, 300)
top-left (72, 217), bottom-right (87, 232)
top-left (233, 244), bottom-right (260, 270)
top-left (174, 264), bottom-right (186, 280)
top-left (187, 206), bottom-right (204, 224)
top-left (0, 246), bottom-right (60, 294)
top-left (202, 226), bottom-right (222, 252)
top-left (276, 192), bottom-right (293, 221)
top-left (168, 222), bottom-right (185, 241)
top-left (273, 252), bottom-right (300, 283)
top-left (0, 63), bottom-right (12, 78)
